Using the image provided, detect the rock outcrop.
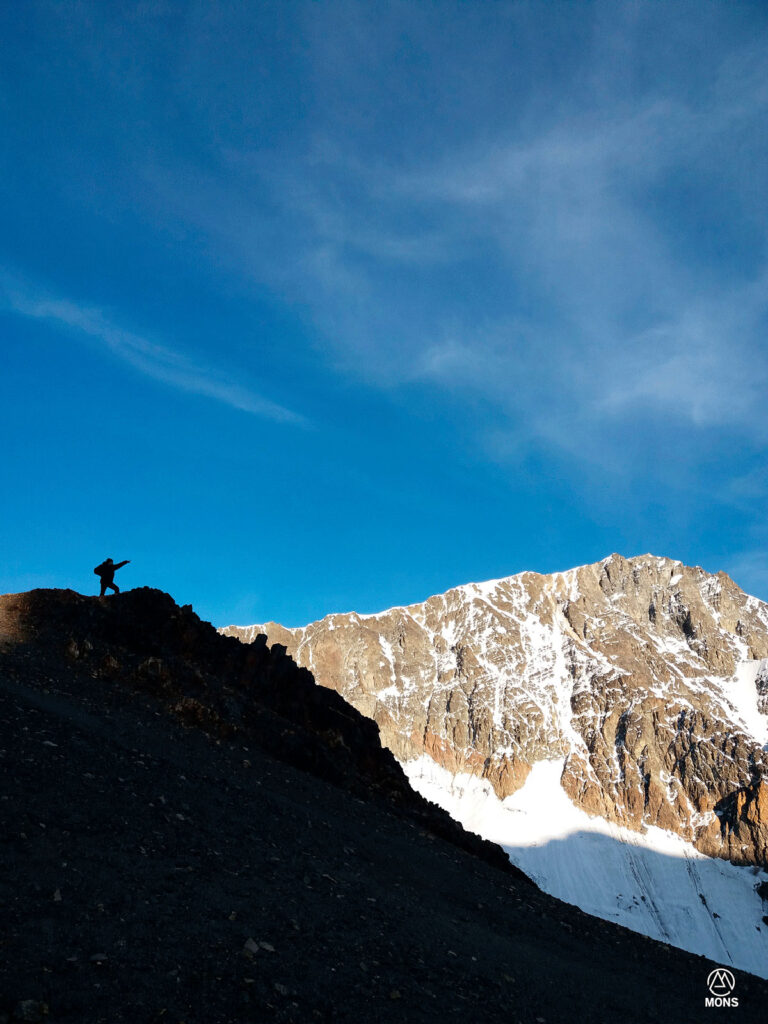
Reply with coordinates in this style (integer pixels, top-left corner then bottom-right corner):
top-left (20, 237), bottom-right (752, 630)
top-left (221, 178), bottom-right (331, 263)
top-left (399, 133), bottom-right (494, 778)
top-left (223, 554), bottom-right (768, 869)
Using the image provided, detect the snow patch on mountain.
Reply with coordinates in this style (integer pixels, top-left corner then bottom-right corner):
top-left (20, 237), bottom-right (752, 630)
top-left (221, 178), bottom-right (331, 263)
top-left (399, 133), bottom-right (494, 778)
top-left (727, 659), bottom-right (768, 747)
top-left (404, 756), bottom-right (768, 979)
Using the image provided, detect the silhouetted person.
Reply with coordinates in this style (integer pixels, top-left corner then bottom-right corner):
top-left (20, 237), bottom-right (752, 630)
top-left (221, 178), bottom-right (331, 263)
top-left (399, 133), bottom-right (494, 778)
top-left (94, 557), bottom-right (130, 596)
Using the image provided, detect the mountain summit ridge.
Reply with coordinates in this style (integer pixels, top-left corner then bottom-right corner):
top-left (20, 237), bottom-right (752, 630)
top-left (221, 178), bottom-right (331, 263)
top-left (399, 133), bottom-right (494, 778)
top-left (223, 552), bottom-right (768, 976)
top-left (223, 552), bottom-right (768, 865)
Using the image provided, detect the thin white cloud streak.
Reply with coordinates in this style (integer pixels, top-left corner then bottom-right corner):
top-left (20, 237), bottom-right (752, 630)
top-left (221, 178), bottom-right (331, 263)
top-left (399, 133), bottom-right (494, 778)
top-left (3, 285), bottom-right (305, 425)
top-left (596, 273), bottom-right (768, 428)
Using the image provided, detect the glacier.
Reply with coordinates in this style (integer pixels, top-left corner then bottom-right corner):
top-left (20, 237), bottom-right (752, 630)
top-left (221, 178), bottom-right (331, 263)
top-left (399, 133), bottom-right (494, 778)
top-left (404, 756), bottom-right (768, 979)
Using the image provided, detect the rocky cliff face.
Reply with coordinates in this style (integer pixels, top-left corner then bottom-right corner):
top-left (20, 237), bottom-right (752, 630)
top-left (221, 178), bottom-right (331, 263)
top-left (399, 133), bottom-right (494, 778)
top-left (223, 554), bottom-right (768, 870)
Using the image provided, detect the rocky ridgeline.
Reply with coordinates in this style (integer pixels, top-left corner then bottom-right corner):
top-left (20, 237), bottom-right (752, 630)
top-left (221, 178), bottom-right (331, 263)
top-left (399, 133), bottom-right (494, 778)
top-left (0, 587), bottom-right (512, 873)
top-left (223, 554), bottom-right (768, 869)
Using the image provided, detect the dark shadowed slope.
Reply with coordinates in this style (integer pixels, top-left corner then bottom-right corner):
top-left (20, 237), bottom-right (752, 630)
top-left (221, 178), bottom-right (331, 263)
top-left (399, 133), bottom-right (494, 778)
top-left (1, 588), bottom-right (765, 1023)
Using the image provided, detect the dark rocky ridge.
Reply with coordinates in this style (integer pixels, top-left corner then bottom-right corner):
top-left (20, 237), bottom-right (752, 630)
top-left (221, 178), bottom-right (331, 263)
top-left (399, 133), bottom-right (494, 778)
top-left (0, 588), bottom-right (511, 873)
top-left (1, 587), bottom-right (766, 1022)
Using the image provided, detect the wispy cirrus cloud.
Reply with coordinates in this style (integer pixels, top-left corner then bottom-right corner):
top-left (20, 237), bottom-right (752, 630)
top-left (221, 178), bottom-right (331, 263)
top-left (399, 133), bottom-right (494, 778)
top-left (47, 3), bottom-right (767, 485)
top-left (387, 61), bottom-right (768, 423)
top-left (141, 29), bottom-right (768, 453)
top-left (271, 42), bottom-right (768, 470)
top-left (2, 280), bottom-right (305, 425)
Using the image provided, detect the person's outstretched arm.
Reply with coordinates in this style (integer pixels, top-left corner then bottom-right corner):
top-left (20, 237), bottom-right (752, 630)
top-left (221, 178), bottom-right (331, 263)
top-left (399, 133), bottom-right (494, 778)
top-left (114, 560), bottom-right (130, 570)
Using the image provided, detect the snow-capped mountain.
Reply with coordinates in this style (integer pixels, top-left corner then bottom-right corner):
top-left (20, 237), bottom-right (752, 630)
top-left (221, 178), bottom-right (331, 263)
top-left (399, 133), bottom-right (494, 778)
top-left (222, 553), bottom-right (768, 976)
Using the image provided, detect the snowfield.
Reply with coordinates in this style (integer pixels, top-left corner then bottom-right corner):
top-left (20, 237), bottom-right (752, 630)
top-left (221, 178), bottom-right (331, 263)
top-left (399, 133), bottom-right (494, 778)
top-left (404, 756), bottom-right (768, 979)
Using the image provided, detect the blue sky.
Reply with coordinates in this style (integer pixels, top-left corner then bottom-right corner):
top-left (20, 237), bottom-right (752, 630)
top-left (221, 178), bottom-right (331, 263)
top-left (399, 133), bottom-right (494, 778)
top-left (2, 1), bottom-right (768, 626)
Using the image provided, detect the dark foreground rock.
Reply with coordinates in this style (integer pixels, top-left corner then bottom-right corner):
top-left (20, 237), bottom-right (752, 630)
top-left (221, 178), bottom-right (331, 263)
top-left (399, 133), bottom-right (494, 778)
top-left (0, 588), bottom-right (766, 1023)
